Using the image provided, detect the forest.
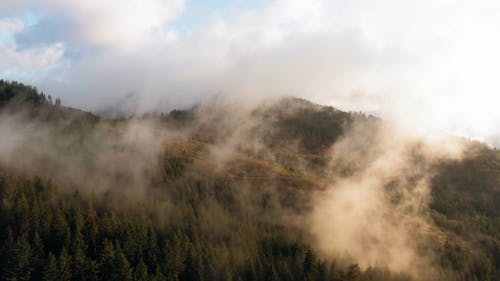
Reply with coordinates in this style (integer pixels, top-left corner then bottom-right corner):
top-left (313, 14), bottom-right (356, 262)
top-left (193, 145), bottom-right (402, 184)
top-left (0, 80), bottom-right (498, 281)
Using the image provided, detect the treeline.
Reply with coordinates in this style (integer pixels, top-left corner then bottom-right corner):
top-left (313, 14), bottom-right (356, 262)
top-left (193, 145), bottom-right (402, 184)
top-left (261, 98), bottom-right (377, 154)
top-left (0, 80), bottom-right (99, 131)
top-left (0, 80), bottom-right (60, 107)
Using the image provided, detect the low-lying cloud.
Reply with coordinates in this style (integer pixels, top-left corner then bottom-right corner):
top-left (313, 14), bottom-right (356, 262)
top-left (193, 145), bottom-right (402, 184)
top-left (1, 0), bottom-right (499, 145)
top-left (310, 121), bottom-right (466, 279)
top-left (0, 96), bottom-right (484, 279)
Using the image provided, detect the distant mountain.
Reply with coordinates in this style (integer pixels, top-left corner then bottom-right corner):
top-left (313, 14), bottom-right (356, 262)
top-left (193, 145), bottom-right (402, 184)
top-left (0, 80), bottom-right (498, 281)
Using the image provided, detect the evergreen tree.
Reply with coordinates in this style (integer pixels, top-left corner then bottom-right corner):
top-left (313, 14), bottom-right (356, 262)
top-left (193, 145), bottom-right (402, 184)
top-left (110, 244), bottom-right (133, 281)
top-left (2, 238), bottom-right (32, 281)
top-left (180, 249), bottom-right (203, 281)
top-left (133, 258), bottom-right (149, 281)
top-left (59, 247), bottom-right (72, 281)
top-left (99, 239), bottom-right (115, 280)
top-left (303, 249), bottom-right (317, 281)
top-left (31, 231), bottom-right (45, 281)
top-left (70, 229), bottom-right (89, 281)
top-left (42, 253), bottom-right (59, 281)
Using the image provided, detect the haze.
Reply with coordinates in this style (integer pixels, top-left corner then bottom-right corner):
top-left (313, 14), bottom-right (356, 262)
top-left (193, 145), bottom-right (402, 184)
top-left (1, 0), bottom-right (499, 145)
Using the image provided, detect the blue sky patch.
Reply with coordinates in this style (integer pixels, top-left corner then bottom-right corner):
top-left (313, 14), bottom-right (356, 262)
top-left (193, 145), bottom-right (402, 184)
top-left (170, 0), bottom-right (268, 33)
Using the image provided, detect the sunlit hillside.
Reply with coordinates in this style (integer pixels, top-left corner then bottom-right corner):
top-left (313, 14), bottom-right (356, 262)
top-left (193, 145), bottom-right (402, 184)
top-left (0, 81), bottom-right (498, 281)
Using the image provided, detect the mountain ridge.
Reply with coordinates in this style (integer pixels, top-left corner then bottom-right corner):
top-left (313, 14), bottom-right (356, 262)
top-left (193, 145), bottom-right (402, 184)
top-left (0, 80), bottom-right (498, 281)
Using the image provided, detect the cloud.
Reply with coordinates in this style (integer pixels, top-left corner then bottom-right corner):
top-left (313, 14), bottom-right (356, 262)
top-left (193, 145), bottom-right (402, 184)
top-left (0, 17), bottom-right (65, 81)
top-left (0, 17), bottom-right (25, 35)
top-left (1, 0), bottom-right (500, 145)
top-left (310, 120), bottom-right (465, 278)
top-left (1, 0), bottom-right (185, 47)
top-left (14, 15), bottom-right (76, 49)
top-left (43, 0), bottom-right (185, 48)
top-left (0, 42), bottom-right (64, 72)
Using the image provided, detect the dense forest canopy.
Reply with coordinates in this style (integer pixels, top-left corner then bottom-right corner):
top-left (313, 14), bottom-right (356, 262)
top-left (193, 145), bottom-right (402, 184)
top-left (0, 80), bottom-right (498, 281)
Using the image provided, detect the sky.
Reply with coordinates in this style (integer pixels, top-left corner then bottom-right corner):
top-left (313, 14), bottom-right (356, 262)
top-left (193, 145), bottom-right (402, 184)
top-left (0, 0), bottom-right (499, 146)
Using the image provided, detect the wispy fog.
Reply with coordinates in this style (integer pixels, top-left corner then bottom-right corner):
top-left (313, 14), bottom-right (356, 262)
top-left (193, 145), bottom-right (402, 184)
top-left (1, 1), bottom-right (500, 145)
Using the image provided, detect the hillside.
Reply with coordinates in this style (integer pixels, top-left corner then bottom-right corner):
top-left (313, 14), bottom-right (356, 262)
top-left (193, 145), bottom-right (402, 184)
top-left (0, 80), bottom-right (498, 281)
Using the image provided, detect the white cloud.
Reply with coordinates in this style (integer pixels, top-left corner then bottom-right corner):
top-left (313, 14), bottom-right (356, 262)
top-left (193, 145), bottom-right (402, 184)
top-left (0, 17), bottom-right (25, 34)
top-left (0, 42), bottom-right (65, 81)
top-left (0, 17), bottom-right (64, 81)
top-left (0, 0), bottom-right (185, 49)
top-left (45, 0), bottom-right (185, 48)
top-left (2, 0), bottom-right (500, 144)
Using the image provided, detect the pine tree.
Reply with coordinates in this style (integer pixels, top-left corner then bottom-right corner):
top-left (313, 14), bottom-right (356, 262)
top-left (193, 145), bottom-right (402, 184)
top-left (2, 237), bottom-right (32, 281)
top-left (245, 258), bottom-right (258, 281)
top-left (85, 202), bottom-right (98, 260)
top-left (110, 244), bottom-right (133, 281)
top-left (267, 264), bottom-right (280, 281)
top-left (31, 231), bottom-right (45, 280)
top-left (42, 253), bottom-right (60, 281)
top-left (59, 247), bottom-right (72, 281)
top-left (345, 264), bottom-right (361, 281)
top-left (180, 249), bottom-right (203, 281)
top-left (50, 208), bottom-right (71, 253)
top-left (86, 260), bottom-right (100, 281)
top-left (303, 249), bottom-right (317, 281)
top-left (71, 242), bottom-right (89, 281)
top-left (70, 227), bottom-right (88, 281)
top-left (99, 239), bottom-right (115, 280)
top-left (133, 258), bottom-right (149, 281)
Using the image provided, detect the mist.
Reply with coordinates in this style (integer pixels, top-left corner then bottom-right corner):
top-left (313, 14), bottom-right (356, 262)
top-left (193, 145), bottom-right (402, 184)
top-left (0, 92), bottom-right (486, 279)
top-left (310, 121), bottom-right (468, 279)
top-left (1, 1), bottom-right (499, 280)
top-left (2, 0), bottom-right (500, 145)
top-left (0, 111), bottom-right (173, 197)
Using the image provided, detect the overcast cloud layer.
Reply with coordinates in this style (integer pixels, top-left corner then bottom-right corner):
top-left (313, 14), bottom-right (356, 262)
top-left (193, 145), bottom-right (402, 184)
top-left (1, 0), bottom-right (499, 145)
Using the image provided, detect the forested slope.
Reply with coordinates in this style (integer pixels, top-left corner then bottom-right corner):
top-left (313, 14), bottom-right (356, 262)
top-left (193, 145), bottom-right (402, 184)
top-left (0, 80), bottom-right (498, 281)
